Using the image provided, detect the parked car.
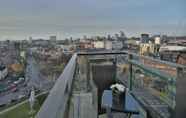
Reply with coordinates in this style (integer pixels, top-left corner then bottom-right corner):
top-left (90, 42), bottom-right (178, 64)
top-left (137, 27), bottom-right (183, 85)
top-left (11, 87), bottom-right (17, 92)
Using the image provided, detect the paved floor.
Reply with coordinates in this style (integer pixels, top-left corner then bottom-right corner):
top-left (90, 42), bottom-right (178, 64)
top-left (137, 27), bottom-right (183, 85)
top-left (69, 93), bottom-right (97, 118)
top-left (68, 56), bottom-right (97, 118)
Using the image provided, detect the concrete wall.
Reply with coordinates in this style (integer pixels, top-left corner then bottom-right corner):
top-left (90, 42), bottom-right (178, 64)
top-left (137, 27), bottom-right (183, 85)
top-left (91, 64), bottom-right (116, 114)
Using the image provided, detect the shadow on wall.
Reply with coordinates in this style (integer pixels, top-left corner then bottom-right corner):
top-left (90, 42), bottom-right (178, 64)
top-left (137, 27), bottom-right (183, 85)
top-left (92, 64), bottom-right (116, 114)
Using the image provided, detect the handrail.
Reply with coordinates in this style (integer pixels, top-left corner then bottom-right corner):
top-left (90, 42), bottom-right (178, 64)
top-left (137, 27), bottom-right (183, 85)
top-left (78, 51), bottom-right (186, 69)
top-left (36, 54), bottom-right (77, 118)
top-left (128, 60), bottom-right (176, 82)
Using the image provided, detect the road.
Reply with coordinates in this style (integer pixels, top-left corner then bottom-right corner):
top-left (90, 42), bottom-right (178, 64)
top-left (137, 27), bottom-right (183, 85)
top-left (26, 51), bottom-right (53, 91)
top-left (26, 55), bottom-right (44, 89)
top-left (0, 50), bottom-right (53, 107)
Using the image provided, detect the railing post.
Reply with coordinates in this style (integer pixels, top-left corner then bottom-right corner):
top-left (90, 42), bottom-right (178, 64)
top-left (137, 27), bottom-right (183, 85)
top-left (113, 57), bottom-right (117, 81)
top-left (128, 54), bottom-right (133, 91)
top-left (175, 67), bottom-right (186, 118)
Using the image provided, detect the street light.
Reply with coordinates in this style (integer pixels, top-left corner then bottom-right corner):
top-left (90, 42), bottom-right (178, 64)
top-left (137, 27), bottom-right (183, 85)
top-left (29, 87), bottom-right (35, 117)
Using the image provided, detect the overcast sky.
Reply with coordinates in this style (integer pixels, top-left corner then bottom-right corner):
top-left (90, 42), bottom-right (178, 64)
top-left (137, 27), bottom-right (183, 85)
top-left (0, 0), bottom-right (186, 40)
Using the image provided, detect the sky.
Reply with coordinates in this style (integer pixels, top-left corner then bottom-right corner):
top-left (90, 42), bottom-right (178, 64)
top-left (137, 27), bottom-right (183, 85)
top-left (0, 0), bottom-right (186, 40)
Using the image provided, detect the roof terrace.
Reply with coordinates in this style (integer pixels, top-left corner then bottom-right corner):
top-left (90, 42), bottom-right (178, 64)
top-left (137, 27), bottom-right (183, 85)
top-left (36, 51), bottom-right (186, 118)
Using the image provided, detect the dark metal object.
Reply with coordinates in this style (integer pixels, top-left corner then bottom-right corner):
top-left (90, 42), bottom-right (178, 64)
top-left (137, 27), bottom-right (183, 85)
top-left (111, 107), bottom-right (140, 115)
top-left (128, 54), bottom-right (133, 91)
top-left (112, 91), bottom-right (125, 110)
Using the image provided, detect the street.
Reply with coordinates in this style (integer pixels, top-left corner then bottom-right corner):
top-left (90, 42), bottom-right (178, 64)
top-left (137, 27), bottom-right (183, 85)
top-left (26, 54), bottom-right (52, 91)
top-left (0, 50), bottom-right (53, 108)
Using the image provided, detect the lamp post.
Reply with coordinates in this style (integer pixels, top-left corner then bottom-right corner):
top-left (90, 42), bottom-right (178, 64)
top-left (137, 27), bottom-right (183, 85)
top-left (29, 87), bottom-right (35, 117)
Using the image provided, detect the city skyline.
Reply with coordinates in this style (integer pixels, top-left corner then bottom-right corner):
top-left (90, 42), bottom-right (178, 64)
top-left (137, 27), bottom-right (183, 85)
top-left (0, 0), bottom-right (186, 40)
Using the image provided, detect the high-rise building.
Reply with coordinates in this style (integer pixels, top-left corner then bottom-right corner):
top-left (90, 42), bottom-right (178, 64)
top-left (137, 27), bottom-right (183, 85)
top-left (49, 36), bottom-right (57, 41)
top-left (141, 33), bottom-right (149, 43)
top-left (29, 36), bottom-right (33, 41)
top-left (114, 33), bottom-right (119, 40)
top-left (107, 34), bottom-right (111, 40)
top-left (120, 31), bottom-right (126, 38)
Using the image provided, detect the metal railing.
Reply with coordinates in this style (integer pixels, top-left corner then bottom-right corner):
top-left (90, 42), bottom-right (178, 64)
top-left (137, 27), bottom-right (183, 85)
top-left (117, 52), bottom-right (185, 118)
top-left (127, 54), bottom-right (183, 97)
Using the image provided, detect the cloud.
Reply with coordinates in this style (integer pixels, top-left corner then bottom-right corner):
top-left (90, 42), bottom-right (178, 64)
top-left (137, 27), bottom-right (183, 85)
top-left (0, 0), bottom-right (185, 39)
